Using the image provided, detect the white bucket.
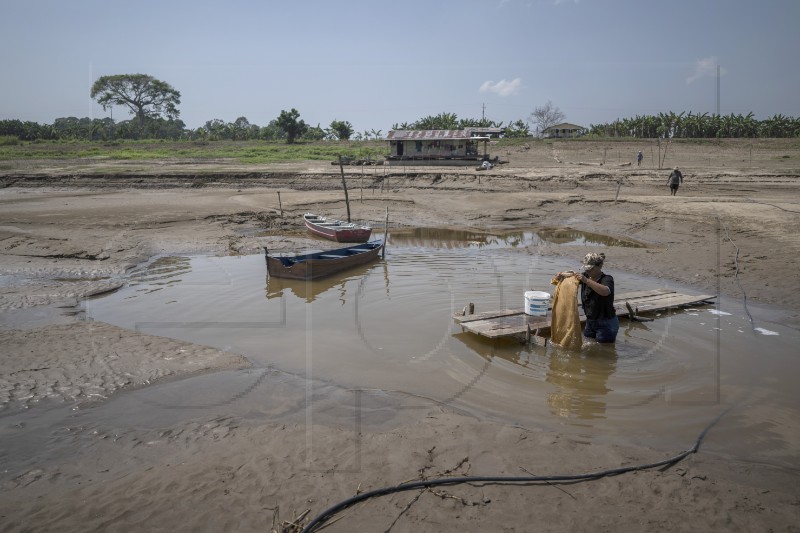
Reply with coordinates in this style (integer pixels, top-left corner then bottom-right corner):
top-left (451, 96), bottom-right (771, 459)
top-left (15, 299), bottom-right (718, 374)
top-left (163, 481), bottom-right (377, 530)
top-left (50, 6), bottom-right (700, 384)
top-left (524, 291), bottom-right (550, 316)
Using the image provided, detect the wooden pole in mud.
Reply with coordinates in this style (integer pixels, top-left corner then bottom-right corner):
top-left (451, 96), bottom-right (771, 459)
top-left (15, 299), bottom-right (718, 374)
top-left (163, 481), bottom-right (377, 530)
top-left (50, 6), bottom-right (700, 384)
top-left (657, 139), bottom-right (661, 169)
top-left (382, 207), bottom-right (389, 259)
top-left (277, 191), bottom-right (283, 217)
top-left (339, 156), bottom-right (351, 222)
top-left (614, 178), bottom-right (622, 203)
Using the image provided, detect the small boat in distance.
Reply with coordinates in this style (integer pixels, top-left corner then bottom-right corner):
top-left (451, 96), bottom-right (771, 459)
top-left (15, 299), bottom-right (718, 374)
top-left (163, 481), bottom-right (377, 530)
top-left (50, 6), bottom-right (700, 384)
top-left (303, 213), bottom-right (372, 243)
top-left (264, 241), bottom-right (384, 280)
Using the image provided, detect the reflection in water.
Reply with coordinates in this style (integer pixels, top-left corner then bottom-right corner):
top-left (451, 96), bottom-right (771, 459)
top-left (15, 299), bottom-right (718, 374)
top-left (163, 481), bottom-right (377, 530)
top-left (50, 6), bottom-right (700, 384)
top-left (453, 329), bottom-right (620, 421)
top-left (622, 318), bottom-right (654, 338)
top-left (536, 228), bottom-right (644, 248)
top-left (265, 261), bottom-right (385, 303)
top-left (450, 331), bottom-right (534, 365)
top-left (389, 228), bottom-right (521, 249)
top-left (266, 272), bottom-right (348, 303)
top-left (546, 344), bottom-right (618, 420)
top-left (388, 227), bottom-right (643, 249)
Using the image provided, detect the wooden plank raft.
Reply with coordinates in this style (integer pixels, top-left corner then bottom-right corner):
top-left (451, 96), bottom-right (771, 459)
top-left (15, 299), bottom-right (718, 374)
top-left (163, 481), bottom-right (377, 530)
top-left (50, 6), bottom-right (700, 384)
top-left (453, 289), bottom-right (715, 340)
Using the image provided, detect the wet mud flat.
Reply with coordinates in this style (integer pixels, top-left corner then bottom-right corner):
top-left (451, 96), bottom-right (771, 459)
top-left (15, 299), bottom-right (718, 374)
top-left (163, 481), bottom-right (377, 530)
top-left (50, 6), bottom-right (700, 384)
top-left (3, 234), bottom-right (800, 531)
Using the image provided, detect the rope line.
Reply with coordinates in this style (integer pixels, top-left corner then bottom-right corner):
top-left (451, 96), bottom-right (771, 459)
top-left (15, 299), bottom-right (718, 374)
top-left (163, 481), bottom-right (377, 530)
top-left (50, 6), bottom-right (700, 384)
top-left (300, 406), bottom-right (733, 532)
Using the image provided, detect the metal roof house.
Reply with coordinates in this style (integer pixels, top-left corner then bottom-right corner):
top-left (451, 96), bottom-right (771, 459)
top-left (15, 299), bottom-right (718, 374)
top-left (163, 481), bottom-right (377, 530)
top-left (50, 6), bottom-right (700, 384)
top-left (385, 128), bottom-right (503, 166)
top-left (542, 123), bottom-right (586, 138)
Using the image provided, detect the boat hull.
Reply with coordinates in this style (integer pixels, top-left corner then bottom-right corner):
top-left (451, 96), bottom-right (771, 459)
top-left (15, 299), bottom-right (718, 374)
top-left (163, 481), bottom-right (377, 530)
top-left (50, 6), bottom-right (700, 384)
top-left (303, 213), bottom-right (372, 243)
top-left (265, 241), bottom-right (383, 280)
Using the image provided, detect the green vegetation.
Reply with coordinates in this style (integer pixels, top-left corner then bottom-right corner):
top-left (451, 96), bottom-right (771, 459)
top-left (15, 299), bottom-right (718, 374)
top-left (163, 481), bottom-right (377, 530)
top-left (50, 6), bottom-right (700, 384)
top-left (588, 112), bottom-right (800, 138)
top-left (3, 69), bottom-right (794, 152)
top-left (0, 139), bottom-right (388, 164)
top-left (328, 120), bottom-right (354, 141)
top-left (391, 112), bottom-right (506, 131)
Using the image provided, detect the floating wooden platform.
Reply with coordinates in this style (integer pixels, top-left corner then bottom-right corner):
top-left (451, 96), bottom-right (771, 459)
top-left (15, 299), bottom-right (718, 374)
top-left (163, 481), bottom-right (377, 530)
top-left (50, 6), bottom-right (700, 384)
top-left (453, 289), bottom-right (716, 340)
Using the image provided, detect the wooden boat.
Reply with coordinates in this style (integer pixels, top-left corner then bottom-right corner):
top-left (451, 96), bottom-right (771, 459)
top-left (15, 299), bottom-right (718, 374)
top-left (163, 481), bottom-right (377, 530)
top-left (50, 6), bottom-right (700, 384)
top-left (264, 241), bottom-right (384, 280)
top-left (303, 213), bottom-right (372, 243)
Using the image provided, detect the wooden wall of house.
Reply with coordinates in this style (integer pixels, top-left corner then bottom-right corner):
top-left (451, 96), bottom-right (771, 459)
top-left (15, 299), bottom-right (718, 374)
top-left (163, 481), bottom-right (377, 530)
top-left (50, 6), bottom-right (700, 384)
top-left (389, 139), bottom-right (477, 158)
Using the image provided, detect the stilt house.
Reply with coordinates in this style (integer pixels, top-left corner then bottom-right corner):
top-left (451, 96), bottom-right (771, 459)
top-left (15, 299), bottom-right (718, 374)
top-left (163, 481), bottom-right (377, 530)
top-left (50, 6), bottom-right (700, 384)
top-left (385, 128), bottom-right (503, 166)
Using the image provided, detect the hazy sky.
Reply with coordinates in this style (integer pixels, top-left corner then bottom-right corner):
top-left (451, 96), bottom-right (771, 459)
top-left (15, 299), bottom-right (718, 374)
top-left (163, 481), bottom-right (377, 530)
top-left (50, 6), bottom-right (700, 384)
top-left (1, 0), bottom-right (798, 133)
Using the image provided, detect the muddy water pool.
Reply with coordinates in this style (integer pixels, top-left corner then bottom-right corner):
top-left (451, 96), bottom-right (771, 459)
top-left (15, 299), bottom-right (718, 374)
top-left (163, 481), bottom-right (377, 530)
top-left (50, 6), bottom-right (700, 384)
top-left (67, 229), bottom-right (800, 470)
top-left (2, 227), bottom-right (797, 476)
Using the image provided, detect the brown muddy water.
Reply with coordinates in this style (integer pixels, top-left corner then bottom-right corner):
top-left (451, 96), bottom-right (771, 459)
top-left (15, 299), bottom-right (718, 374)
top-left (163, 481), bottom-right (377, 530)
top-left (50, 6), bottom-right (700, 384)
top-left (4, 228), bottom-right (800, 475)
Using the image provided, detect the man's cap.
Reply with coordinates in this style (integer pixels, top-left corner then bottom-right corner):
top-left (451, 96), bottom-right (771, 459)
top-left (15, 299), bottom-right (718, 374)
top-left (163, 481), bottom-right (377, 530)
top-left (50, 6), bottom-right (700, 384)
top-left (581, 252), bottom-right (605, 269)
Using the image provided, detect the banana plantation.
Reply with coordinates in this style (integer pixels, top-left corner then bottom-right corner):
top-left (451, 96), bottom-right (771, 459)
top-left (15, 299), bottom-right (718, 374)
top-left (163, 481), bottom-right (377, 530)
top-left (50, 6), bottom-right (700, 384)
top-left (588, 112), bottom-right (800, 138)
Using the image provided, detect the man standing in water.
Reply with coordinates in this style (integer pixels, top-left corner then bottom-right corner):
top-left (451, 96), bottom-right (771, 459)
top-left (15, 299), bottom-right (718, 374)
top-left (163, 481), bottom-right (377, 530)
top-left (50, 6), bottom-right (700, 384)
top-left (668, 167), bottom-right (684, 195)
top-left (575, 252), bottom-right (619, 343)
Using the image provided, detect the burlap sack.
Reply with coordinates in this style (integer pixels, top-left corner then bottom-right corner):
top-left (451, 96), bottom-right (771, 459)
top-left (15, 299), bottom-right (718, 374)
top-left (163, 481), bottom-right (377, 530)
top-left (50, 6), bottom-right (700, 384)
top-left (550, 275), bottom-right (583, 351)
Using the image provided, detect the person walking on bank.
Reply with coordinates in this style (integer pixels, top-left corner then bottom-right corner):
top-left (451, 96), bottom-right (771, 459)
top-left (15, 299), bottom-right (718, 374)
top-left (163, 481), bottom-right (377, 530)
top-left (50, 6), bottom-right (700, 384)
top-left (575, 252), bottom-right (619, 343)
top-left (637, 150), bottom-right (643, 166)
top-left (668, 167), bottom-right (684, 196)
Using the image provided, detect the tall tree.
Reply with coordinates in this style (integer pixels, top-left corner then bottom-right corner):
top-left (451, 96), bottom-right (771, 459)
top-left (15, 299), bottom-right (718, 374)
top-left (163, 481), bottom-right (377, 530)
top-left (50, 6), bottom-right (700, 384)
top-left (231, 116), bottom-right (253, 140)
top-left (203, 119), bottom-right (227, 140)
top-left (276, 108), bottom-right (308, 144)
top-left (529, 100), bottom-right (565, 135)
top-left (329, 119), bottom-right (354, 140)
top-left (503, 119), bottom-right (530, 138)
top-left (304, 123), bottom-right (326, 141)
top-left (90, 74), bottom-right (181, 137)
top-left (414, 112), bottom-right (459, 130)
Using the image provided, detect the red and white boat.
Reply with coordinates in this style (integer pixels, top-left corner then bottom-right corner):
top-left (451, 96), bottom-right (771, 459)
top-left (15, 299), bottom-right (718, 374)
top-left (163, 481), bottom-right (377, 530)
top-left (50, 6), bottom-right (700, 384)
top-left (303, 213), bottom-right (372, 243)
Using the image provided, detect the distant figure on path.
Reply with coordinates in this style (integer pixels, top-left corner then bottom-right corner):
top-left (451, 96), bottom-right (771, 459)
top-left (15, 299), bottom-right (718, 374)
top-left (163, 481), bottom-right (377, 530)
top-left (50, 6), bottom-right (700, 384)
top-left (637, 151), bottom-right (643, 166)
top-left (668, 167), bottom-right (684, 196)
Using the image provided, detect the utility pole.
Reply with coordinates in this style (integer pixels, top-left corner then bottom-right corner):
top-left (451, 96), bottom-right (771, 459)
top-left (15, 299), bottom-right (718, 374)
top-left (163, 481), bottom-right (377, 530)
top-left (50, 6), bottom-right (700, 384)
top-left (715, 63), bottom-right (721, 144)
top-left (482, 103), bottom-right (486, 121)
top-left (716, 64), bottom-right (720, 117)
